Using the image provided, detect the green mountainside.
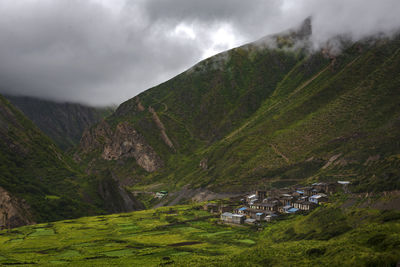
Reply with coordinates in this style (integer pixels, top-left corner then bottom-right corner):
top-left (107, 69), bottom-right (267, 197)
top-left (5, 95), bottom-right (113, 151)
top-left (77, 22), bottom-right (400, 201)
top-left (0, 95), bottom-right (142, 227)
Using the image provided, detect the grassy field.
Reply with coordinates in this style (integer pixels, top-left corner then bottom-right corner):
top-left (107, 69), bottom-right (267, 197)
top-left (1, 200), bottom-right (399, 266)
top-left (223, 207), bottom-right (400, 266)
top-left (0, 205), bottom-right (259, 266)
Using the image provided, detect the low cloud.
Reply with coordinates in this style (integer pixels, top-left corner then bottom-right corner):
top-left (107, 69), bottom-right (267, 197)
top-left (0, 0), bottom-right (399, 106)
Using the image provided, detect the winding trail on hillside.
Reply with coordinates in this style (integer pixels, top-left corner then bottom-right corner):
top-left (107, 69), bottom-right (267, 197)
top-left (163, 113), bottom-right (195, 140)
top-left (288, 64), bottom-right (332, 98)
top-left (224, 55), bottom-right (363, 142)
top-left (149, 97), bottom-right (195, 140)
top-left (162, 103), bottom-right (168, 112)
top-left (271, 144), bottom-right (290, 163)
top-left (160, 103), bottom-right (195, 140)
top-left (223, 64), bottom-right (331, 142)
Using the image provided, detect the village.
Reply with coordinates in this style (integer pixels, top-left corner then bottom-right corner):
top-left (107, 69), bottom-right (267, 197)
top-left (203, 181), bottom-right (350, 225)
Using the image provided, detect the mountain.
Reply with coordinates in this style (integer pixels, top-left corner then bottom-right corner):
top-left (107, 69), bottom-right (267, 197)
top-left (5, 95), bottom-right (113, 151)
top-left (76, 20), bottom-right (400, 204)
top-left (0, 94), bottom-right (143, 228)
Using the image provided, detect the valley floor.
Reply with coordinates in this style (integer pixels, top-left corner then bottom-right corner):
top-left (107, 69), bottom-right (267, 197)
top-left (0, 195), bottom-right (399, 266)
top-left (0, 205), bottom-right (258, 266)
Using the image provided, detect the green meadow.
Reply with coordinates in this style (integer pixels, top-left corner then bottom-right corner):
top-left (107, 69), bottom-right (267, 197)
top-left (0, 205), bottom-right (258, 266)
top-left (1, 202), bottom-right (399, 266)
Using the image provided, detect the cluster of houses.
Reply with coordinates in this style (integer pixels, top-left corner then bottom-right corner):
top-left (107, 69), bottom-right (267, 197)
top-left (218, 182), bottom-right (343, 225)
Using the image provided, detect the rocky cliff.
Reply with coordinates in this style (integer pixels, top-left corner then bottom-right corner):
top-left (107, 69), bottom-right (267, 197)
top-left (0, 187), bottom-right (34, 229)
top-left (79, 120), bottom-right (163, 172)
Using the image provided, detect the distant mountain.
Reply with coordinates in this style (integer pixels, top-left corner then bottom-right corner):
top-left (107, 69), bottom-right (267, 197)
top-left (0, 95), bottom-right (142, 228)
top-left (77, 19), bottom-right (400, 203)
top-left (5, 95), bottom-right (113, 150)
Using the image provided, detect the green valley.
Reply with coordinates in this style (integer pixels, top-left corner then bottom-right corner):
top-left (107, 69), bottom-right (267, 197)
top-left (0, 12), bottom-right (399, 266)
top-left (0, 95), bottom-right (141, 227)
top-left (0, 193), bottom-right (399, 266)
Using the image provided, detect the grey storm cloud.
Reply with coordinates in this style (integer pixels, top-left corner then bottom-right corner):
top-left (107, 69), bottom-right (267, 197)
top-left (0, 0), bottom-right (399, 106)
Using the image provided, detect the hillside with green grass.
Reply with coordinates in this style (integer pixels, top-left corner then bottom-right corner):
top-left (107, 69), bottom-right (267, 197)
top-left (0, 194), bottom-right (399, 266)
top-left (0, 95), bottom-right (143, 226)
top-left (0, 95), bottom-right (106, 225)
top-left (77, 22), bottom-right (400, 201)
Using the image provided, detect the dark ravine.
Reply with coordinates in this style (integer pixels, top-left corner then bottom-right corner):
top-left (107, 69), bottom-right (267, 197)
top-left (5, 95), bottom-right (112, 150)
top-left (0, 94), bottom-right (144, 228)
top-left (97, 175), bottom-right (145, 212)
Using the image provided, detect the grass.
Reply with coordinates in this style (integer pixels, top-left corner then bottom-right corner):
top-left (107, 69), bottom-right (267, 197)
top-left (0, 95), bottom-right (108, 223)
top-left (0, 205), bottom-right (259, 266)
top-left (1, 201), bottom-right (399, 266)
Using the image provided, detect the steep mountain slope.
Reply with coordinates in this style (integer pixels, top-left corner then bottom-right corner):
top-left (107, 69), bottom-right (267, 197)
top-left (0, 95), bottom-right (142, 228)
top-left (77, 20), bottom-right (400, 201)
top-left (5, 95), bottom-right (113, 150)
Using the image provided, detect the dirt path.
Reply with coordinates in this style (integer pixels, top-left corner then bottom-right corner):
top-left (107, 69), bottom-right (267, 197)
top-left (224, 63), bottom-right (333, 141)
top-left (271, 144), bottom-right (290, 163)
top-left (288, 64), bottom-right (332, 98)
top-left (162, 112), bottom-right (195, 140)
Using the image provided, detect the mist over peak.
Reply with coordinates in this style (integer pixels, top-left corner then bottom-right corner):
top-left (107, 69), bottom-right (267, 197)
top-left (0, 0), bottom-right (399, 105)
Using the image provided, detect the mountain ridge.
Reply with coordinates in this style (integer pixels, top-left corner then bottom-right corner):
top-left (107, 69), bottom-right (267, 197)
top-left (0, 94), bottom-right (145, 228)
top-left (73, 21), bottom-right (400, 204)
top-left (5, 95), bottom-right (113, 150)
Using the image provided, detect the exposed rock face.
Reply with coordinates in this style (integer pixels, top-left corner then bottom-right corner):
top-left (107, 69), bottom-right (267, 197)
top-left (136, 97), bottom-right (145, 112)
top-left (0, 187), bottom-right (34, 229)
top-left (79, 120), bottom-right (163, 172)
top-left (199, 158), bottom-right (208, 170)
top-left (79, 120), bottom-right (113, 152)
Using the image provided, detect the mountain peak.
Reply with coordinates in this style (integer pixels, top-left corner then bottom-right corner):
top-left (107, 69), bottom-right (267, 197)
top-left (297, 16), bottom-right (312, 39)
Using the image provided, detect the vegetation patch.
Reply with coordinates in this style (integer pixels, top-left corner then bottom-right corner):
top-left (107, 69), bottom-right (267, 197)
top-left (168, 241), bottom-right (203, 247)
top-left (236, 239), bottom-right (256, 245)
top-left (28, 228), bottom-right (55, 237)
top-left (103, 249), bottom-right (134, 257)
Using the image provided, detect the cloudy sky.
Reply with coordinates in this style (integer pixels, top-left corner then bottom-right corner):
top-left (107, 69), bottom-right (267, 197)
top-left (0, 0), bottom-right (399, 106)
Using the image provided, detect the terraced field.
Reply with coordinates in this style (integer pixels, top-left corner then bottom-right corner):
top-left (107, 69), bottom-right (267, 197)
top-left (1, 198), bottom-right (400, 266)
top-left (0, 205), bottom-right (258, 266)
